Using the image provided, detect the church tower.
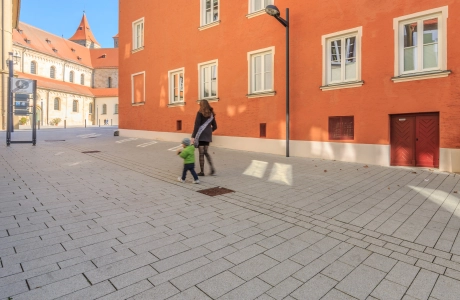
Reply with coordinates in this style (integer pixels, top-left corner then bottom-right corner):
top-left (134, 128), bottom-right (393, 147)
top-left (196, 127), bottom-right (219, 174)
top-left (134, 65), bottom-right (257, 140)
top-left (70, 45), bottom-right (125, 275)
top-left (69, 13), bottom-right (101, 49)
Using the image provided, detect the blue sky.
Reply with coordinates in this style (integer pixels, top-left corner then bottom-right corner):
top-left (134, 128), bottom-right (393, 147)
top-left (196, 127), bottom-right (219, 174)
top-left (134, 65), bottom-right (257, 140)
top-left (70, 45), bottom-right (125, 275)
top-left (20, 0), bottom-right (118, 48)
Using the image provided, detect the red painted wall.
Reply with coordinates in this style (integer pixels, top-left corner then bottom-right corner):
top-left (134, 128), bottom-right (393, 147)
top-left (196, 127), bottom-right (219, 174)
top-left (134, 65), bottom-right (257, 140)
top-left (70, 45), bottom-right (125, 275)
top-left (119, 0), bottom-right (460, 149)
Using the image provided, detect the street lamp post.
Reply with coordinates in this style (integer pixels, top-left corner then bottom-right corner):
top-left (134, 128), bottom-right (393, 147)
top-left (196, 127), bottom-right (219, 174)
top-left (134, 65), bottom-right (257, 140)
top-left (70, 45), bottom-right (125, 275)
top-left (265, 5), bottom-right (290, 157)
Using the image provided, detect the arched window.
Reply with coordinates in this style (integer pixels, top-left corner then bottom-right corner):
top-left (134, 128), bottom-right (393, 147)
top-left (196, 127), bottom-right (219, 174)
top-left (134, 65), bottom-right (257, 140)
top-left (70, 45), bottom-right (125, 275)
top-left (72, 100), bottom-right (78, 112)
top-left (102, 104), bottom-right (107, 114)
top-left (53, 98), bottom-right (60, 110)
top-left (30, 61), bottom-right (37, 74)
top-left (80, 74), bottom-right (84, 85)
top-left (69, 71), bottom-right (74, 83)
top-left (114, 104), bottom-right (118, 114)
top-left (89, 103), bottom-right (93, 114)
top-left (50, 66), bottom-right (56, 79)
top-left (108, 77), bottom-right (112, 88)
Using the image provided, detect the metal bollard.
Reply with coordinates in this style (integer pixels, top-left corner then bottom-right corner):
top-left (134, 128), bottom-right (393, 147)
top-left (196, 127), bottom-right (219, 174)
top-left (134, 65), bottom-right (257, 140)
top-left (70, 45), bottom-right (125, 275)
top-left (64, 120), bottom-right (66, 129)
top-left (37, 121), bottom-right (40, 130)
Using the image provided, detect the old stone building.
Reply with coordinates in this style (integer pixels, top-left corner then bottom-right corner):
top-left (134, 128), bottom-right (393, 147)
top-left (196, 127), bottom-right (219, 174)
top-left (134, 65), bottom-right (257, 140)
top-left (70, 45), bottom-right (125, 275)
top-left (11, 13), bottom-right (118, 127)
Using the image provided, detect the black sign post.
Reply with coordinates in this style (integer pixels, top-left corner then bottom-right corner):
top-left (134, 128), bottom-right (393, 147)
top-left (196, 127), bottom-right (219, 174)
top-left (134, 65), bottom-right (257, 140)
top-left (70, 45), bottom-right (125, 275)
top-left (6, 79), bottom-right (37, 146)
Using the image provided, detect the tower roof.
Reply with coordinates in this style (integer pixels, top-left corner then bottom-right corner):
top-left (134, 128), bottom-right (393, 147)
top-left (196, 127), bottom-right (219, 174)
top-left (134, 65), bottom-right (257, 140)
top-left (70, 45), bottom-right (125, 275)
top-left (69, 13), bottom-right (100, 46)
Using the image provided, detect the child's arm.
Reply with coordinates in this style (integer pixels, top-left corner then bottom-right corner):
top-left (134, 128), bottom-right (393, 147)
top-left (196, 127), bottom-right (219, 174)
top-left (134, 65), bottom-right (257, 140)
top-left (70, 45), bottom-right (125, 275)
top-left (179, 149), bottom-right (188, 159)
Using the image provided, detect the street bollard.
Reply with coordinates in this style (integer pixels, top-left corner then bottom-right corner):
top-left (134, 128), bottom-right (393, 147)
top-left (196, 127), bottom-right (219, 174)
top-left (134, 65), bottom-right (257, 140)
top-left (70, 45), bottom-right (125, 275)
top-left (64, 120), bottom-right (66, 129)
top-left (37, 121), bottom-right (40, 130)
top-left (111, 119), bottom-right (112, 126)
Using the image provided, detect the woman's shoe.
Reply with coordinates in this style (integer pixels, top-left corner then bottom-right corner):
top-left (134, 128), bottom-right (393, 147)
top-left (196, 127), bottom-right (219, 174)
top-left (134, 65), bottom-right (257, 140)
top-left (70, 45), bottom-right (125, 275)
top-left (197, 172), bottom-right (205, 176)
top-left (210, 169), bottom-right (216, 176)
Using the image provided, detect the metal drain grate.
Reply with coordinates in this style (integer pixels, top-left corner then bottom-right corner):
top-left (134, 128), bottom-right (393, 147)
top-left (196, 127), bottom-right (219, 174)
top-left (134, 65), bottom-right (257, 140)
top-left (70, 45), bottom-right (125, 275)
top-left (45, 140), bottom-right (65, 142)
top-left (82, 151), bottom-right (101, 154)
top-left (197, 187), bottom-right (235, 197)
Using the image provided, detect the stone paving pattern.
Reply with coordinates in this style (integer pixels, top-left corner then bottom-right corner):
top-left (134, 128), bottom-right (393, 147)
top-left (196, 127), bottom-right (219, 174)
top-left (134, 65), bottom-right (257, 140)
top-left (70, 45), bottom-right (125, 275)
top-left (1, 128), bottom-right (460, 299)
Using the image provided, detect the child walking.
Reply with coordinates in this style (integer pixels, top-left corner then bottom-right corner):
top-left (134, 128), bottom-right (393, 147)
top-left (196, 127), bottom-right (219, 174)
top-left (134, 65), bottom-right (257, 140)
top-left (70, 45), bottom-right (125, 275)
top-left (177, 138), bottom-right (200, 184)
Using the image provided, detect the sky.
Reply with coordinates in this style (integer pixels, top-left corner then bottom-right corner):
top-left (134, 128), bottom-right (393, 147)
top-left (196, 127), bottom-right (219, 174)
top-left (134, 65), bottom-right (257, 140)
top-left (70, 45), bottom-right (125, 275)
top-left (20, 0), bottom-right (118, 48)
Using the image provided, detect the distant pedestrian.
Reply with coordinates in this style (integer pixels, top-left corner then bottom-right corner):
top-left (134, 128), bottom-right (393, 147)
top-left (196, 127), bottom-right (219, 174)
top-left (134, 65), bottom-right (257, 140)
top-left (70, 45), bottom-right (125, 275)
top-left (192, 100), bottom-right (217, 176)
top-left (177, 138), bottom-right (200, 184)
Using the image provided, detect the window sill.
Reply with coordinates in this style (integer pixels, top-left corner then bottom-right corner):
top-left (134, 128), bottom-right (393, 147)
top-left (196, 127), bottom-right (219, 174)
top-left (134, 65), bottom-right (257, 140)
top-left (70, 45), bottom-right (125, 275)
top-left (391, 70), bottom-right (451, 83)
top-left (131, 47), bottom-right (144, 54)
top-left (320, 81), bottom-right (364, 91)
top-left (246, 10), bottom-right (266, 19)
top-left (198, 20), bottom-right (221, 31)
top-left (168, 102), bottom-right (185, 108)
top-left (246, 91), bottom-right (276, 98)
top-left (132, 102), bottom-right (145, 106)
top-left (197, 97), bottom-right (219, 103)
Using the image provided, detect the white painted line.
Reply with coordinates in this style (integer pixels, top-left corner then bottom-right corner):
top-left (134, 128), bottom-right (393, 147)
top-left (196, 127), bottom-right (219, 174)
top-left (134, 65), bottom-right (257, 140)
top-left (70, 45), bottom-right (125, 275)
top-left (77, 133), bottom-right (97, 137)
top-left (168, 145), bottom-right (183, 151)
top-left (137, 141), bottom-right (158, 147)
top-left (81, 134), bottom-right (101, 138)
top-left (116, 138), bottom-right (138, 144)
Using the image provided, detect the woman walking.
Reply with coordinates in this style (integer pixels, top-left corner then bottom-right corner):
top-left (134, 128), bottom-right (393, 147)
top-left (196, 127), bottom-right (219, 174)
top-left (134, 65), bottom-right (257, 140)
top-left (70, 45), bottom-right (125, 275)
top-left (191, 100), bottom-right (217, 176)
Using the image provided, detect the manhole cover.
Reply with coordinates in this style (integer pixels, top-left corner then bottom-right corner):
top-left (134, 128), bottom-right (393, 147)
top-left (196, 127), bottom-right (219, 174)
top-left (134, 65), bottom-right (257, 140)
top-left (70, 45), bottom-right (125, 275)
top-left (45, 140), bottom-right (65, 142)
top-left (197, 187), bottom-right (234, 197)
top-left (82, 151), bottom-right (101, 154)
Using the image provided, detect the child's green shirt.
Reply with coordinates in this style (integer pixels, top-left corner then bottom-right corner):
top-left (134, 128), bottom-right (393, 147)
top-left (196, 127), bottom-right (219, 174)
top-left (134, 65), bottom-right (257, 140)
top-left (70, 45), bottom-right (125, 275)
top-left (179, 145), bottom-right (195, 164)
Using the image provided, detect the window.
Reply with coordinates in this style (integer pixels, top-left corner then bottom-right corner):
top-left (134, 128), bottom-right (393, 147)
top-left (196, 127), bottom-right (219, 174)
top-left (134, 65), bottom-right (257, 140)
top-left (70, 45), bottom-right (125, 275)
top-left (201, 0), bottom-right (219, 26)
top-left (321, 27), bottom-right (363, 89)
top-left (132, 18), bottom-right (144, 50)
top-left (329, 116), bottom-right (354, 140)
top-left (53, 98), bottom-right (60, 110)
top-left (260, 123), bottom-right (266, 138)
top-left (393, 7), bottom-right (449, 81)
top-left (89, 103), bottom-right (93, 114)
top-left (249, 0), bottom-right (272, 14)
top-left (102, 104), bottom-right (107, 114)
top-left (80, 74), bottom-right (84, 85)
top-left (131, 71), bottom-right (145, 104)
top-left (108, 77), bottom-right (112, 88)
top-left (248, 47), bottom-right (274, 95)
top-left (69, 71), bottom-right (74, 83)
top-left (198, 60), bottom-right (217, 100)
top-left (176, 120), bottom-right (182, 131)
top-left (114, 104), bottom-right (118, 114)
top-left (50, 66), bottom-right (56, 79)
top-left (30, 61), bottom-right (37, 74)
top-left (72, 100), bottom-right (78, 112)
top-left (168, 68), bottom-right (185, 103)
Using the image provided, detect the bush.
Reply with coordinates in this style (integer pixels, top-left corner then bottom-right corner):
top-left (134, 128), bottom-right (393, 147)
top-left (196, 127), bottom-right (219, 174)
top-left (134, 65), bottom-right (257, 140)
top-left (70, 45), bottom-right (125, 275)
top-left (50, 118), bottom-right (62, 125)
top-left (19, 117), bottom-right (28, 125)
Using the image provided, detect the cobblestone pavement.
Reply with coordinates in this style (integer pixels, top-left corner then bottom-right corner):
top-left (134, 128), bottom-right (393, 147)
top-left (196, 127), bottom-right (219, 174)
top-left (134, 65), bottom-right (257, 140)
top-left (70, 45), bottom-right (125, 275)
top-left (1, 128), bottom-right (460, 300)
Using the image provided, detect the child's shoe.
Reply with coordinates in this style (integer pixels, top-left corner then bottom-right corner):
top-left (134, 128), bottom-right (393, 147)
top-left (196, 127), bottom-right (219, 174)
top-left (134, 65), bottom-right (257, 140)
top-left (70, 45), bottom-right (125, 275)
top-left (193, 179), bottom-right (200, 184)
top-left (177, 177), bottom-right (185, 183)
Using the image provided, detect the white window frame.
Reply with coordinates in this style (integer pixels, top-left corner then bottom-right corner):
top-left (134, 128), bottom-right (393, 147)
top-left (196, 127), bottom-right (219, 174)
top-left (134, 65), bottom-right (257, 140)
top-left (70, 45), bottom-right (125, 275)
top-left (198, 60), bottom-right (218, 101)
top-left (247, 0), bottom-right (273, 17)
top-left (131, 71), bottom-right (146, 105)
top-left (72, 100), bottom-right (79, 113)
top-left (30, 61), bottom-right (37, 74)
top-left (247, 47), bottom-right (275, 97)
top-left (69, 71), bottom-right (74, 83)
top-left (200, 0), bottom-right (220, 29)
top-left (114, 104), bottom-right (118, 114)
top-left (393, 6), bottom-right (449, 82)
top-left (321, 27), bottom-right (363, 91)
top-left (168, 68), bottom-right (185, 105)
top-left (132, 17), bottom-right (145, 52)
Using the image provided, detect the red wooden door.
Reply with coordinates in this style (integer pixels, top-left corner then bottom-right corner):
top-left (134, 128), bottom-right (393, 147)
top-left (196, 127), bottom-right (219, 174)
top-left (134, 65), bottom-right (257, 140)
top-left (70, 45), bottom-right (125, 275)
top-left (415, 115), bottom-right (439, 168)
top-left (391, 116), bottom-right (416, 166)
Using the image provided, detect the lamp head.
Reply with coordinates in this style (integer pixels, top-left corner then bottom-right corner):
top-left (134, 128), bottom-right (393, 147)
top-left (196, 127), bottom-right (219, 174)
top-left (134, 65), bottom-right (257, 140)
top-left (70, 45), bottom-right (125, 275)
top-left (265, 5), bottom-right (280, 17)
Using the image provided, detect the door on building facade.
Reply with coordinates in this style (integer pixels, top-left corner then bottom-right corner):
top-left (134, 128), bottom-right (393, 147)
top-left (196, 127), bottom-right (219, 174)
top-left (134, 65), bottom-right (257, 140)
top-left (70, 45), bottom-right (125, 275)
top-left (390, 113), bottom-right (439, 168)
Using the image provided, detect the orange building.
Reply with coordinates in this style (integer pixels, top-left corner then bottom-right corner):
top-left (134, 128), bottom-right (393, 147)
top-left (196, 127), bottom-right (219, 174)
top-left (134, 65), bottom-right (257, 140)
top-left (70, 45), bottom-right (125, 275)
top-left (119, 0), bottom-right (460, 172)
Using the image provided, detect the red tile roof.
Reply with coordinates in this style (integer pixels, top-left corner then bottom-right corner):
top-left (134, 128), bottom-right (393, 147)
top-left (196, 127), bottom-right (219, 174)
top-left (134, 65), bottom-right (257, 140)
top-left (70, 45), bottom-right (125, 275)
top-left (15, 22), bottom-right (93, 68)
top-left (69, 13), bottom-right (100, 46)
top-left (17, 72), bottom-right (118, 98)
top-left (90, 48), bottom-right (118, 68)
top-left (14, 22), bottom-right (118, 69)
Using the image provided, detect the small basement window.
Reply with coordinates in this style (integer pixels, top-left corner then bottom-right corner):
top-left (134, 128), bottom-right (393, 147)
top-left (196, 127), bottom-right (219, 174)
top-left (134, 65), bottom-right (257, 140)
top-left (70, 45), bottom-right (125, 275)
top-left (176, 120), bottom-right (182, 131)
top-left (260, 123), bottom-right (266, 138)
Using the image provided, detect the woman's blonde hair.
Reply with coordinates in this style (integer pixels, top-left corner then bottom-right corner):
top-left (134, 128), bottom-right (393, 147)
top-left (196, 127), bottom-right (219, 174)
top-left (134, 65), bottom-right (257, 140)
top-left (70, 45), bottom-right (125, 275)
top-left (199, 100), bottom-right (215, 118)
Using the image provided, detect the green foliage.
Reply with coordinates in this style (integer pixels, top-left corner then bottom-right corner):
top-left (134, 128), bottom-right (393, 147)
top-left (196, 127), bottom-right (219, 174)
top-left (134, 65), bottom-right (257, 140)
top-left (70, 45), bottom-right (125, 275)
top-left (18, 117), bottom-right (28, 125)
top-left (50, 118), bottom-right (62, 125)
